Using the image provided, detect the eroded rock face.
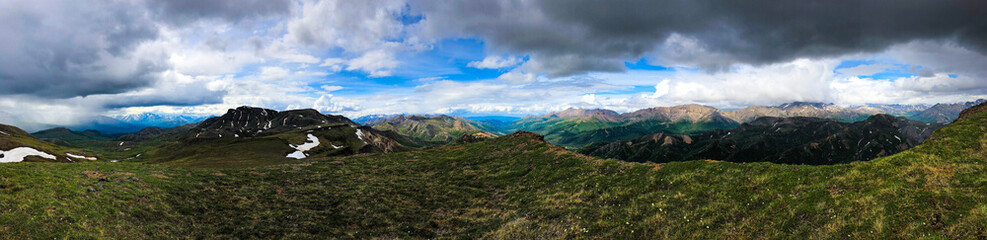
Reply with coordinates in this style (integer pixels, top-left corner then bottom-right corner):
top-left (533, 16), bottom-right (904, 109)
top-left (579, 115), bottom-right (943, 165)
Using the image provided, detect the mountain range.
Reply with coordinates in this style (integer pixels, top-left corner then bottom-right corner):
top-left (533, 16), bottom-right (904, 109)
top-left (579, 114), bottom-right (942, 164)
top-left (363, 114), bottom-right (497, 145)
top-left (116, 113), bottom-right (211, 129)
top-left (500, 100), bottom-right (981, 148)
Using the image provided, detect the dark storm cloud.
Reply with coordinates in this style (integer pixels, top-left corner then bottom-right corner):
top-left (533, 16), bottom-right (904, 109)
top-left (0, 0), bottom-right (163, 98)
top-left (0, 0), bottom-right (289, 99)
top-left (148, 0), bottom-right (292, 25)
top-left (413, 0), bottom-right (987, 74)
top-left (97, 91), bottom-right (228, 109)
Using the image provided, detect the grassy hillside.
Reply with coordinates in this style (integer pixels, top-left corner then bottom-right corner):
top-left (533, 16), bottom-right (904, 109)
top-left (32, 127), bottom-right (115, 142)
top-left (510, 117), bottom-right (624, 146)
top-left (2, 104), bottom-right (987, 238)
top-left (146, 124), bottom-right (412, 168)
top-left (1, 124), bottom-right (97, 162)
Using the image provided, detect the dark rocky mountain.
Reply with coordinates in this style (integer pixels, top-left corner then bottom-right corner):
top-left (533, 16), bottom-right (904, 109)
top-left (189, 106), bottom-right (357, 138)
top-left (579, 114), bottom-right (943, 165)
top-left (145, 106), bottom-right (417, 167)
top-left (910, 99), bottom-right (987, 123)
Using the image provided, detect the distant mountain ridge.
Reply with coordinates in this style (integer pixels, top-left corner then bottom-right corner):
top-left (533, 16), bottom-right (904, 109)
top-left (910, 99), bottom-right (987, 123)
top-left (116, 113), bottom-right (210, 128)
top-left (509, 100), bottom-right (977, 147)
top-left (579, 114), bottom-right (943, 165)
top-left (364, 114), bottom-right (498, 144)
top-left (33, 127), bottom-right (114, 142)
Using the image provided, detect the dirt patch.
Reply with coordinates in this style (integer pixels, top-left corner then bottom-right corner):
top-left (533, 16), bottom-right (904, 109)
top-left (149, 174), bottom-right (171, 179)
top-left (80, 170), bottom-right (106, 179)
top-left (211, 172), bottom-right (227, 176)
top-left (646, 163), bottom-right (663, 171)
top-left (248, 171), bottom-right (267, 176)
top-left (704, 160), bottom-right (723, 163)
top-left (112, 172), bottom-right (135, 176)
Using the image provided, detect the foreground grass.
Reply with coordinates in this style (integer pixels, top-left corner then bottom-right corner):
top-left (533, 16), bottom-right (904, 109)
top-left (2, 110), bottom-right (987, 238)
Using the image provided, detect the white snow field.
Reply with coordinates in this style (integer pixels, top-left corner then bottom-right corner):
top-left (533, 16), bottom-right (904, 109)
top-left (355, 129), bottom-right (367, 143)
top-left (1, 147), bottom-right (57, 163)
top-left (286, 134), bottom-right (320, 159)
top-left (66, 153), bottom-right (98, 161)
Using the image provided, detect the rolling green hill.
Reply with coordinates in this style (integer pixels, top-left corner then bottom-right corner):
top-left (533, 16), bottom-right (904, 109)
top-left (1, 124), bottom-right (97, 163)
top-left (32, 127), bottom-right (114, 142)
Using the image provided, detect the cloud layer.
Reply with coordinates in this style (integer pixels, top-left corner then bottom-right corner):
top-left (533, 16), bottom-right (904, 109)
top-left (1, 0), bottom-right (986, 131)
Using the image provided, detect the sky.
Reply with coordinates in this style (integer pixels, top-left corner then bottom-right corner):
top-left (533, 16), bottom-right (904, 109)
top-left (1, 0), bottom-right (987, 131)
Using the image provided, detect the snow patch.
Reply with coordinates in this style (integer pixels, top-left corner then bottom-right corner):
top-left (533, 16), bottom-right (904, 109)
top-left (1, 147), bottom-right (57, 163)
top-left (234, 134), bottom-right (239, 138)
top-left (0, 131), bottom-right (9, 136)
top-left (286, 134), bottom-right (320, 159)
top-left (894, 135), bottom-right (901, 141)
top-left (355, 129), bottom-right (367, 143)
top-left (119, 142), bottom-right (124, 146)
top-left (66, 153), bottom-right (98, 161)
top-left (286, 151), bottom-right (307, 159)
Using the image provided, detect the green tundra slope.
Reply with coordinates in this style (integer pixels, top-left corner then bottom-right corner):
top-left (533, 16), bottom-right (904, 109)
top-left (1, 124), bottom-right (97, 163)
top-left (2, 103), bottom-right (987, 238)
